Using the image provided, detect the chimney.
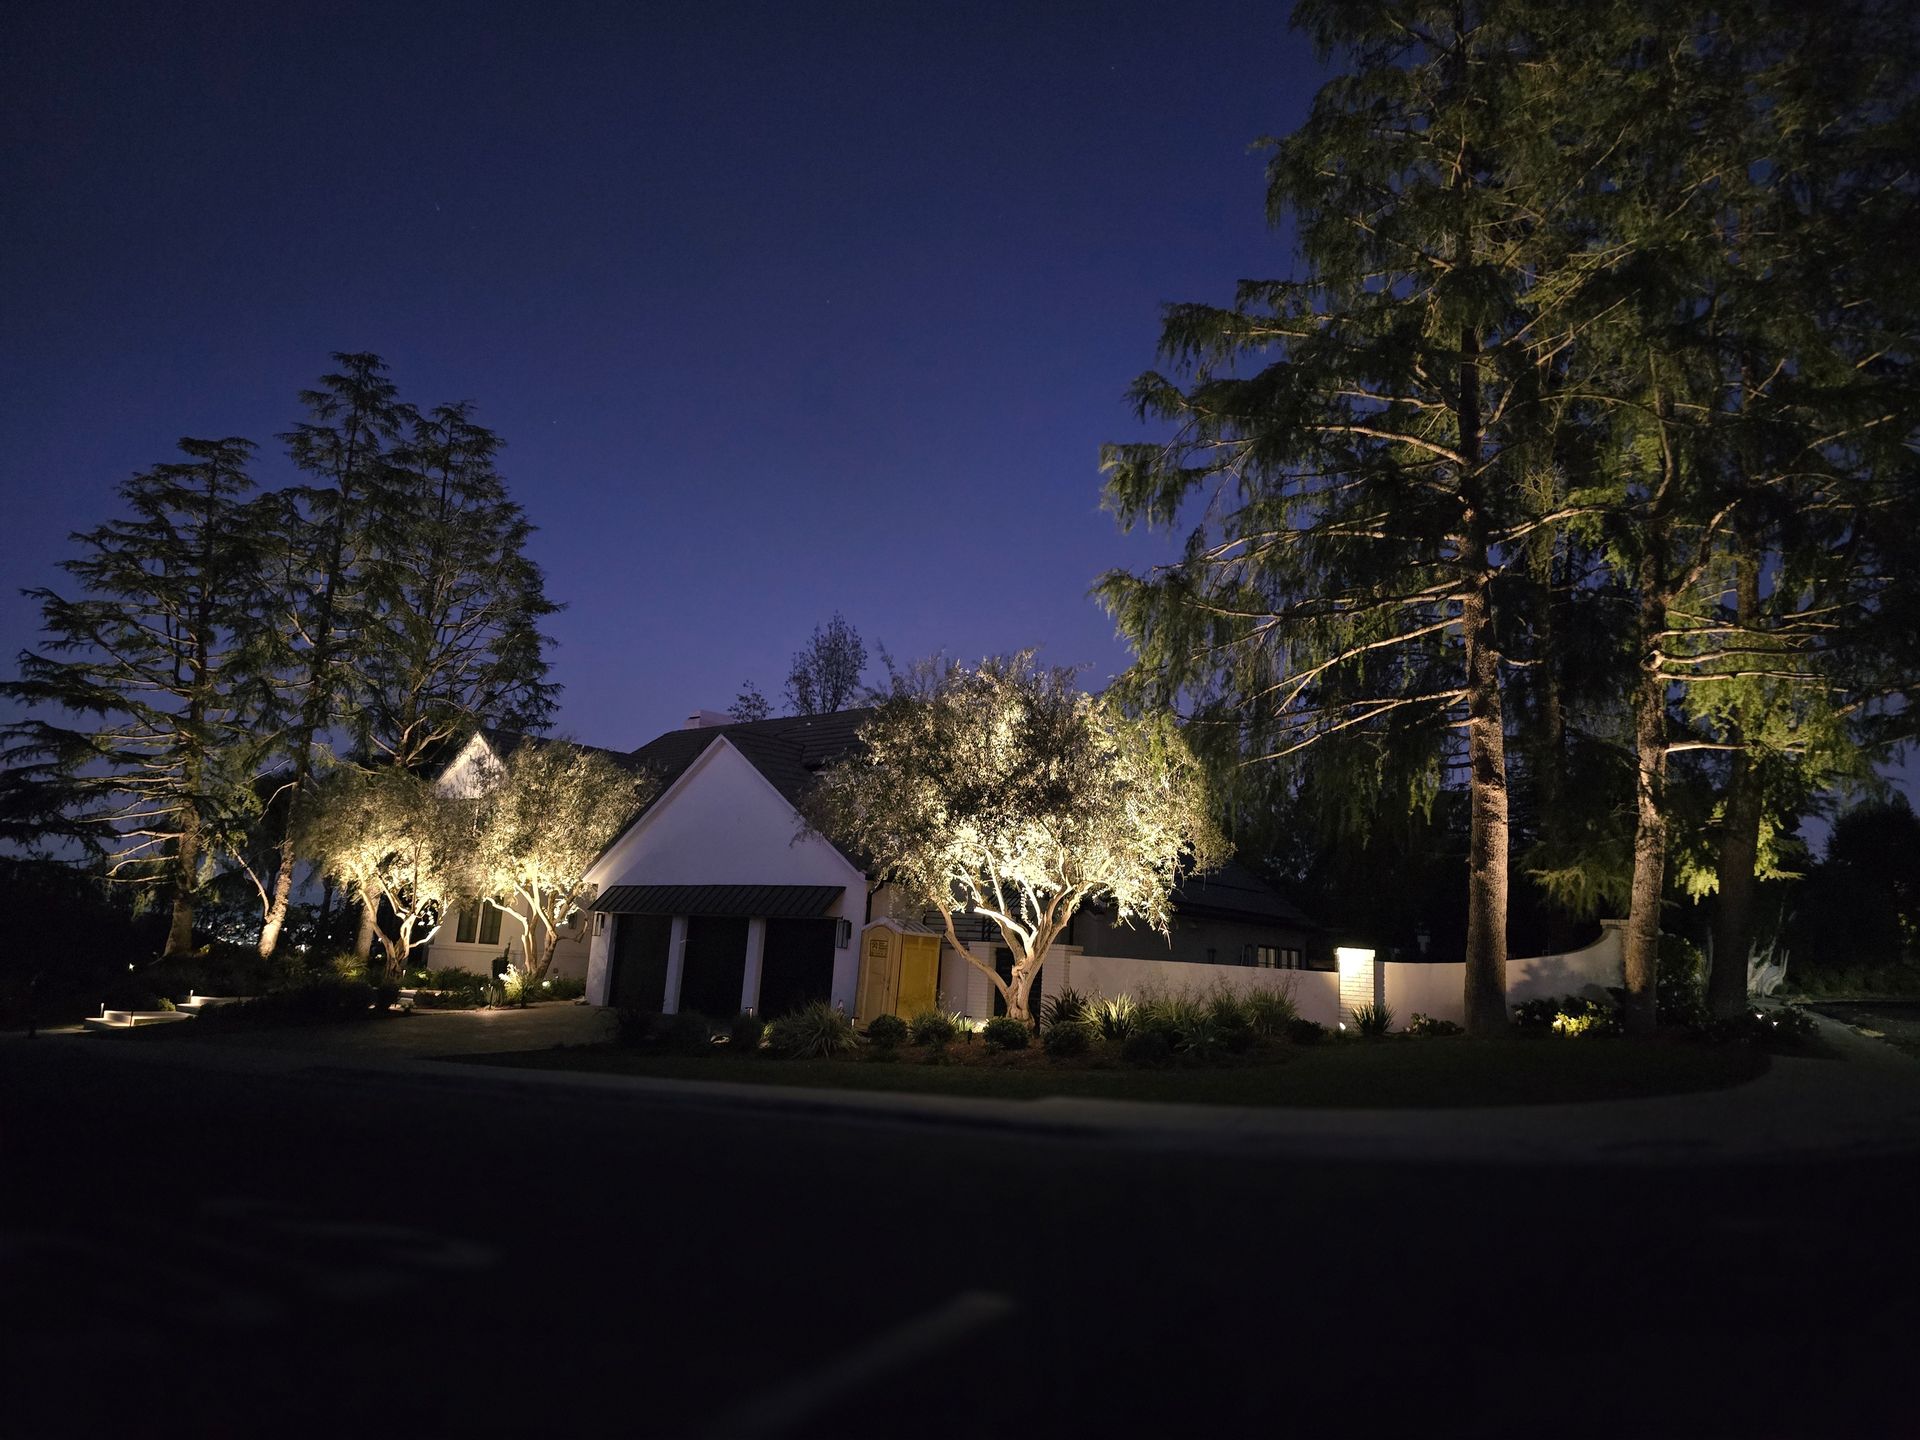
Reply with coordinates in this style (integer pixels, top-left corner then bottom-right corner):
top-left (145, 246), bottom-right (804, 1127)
top-left (684, 709), bottom-right (733, 729)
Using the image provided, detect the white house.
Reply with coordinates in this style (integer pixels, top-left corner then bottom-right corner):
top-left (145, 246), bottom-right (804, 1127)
top-left (429, 709), bottom-right (1326, 1019)
top-left (430, 709), bottom-right (1628, 1028)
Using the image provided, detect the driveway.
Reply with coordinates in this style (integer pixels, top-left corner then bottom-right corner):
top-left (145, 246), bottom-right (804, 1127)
top-left (4, 1014), bottom-right (1916, 1439)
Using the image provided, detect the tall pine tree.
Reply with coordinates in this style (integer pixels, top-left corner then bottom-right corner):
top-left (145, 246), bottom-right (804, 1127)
top-left (2, 438), bottom-right (270, 955)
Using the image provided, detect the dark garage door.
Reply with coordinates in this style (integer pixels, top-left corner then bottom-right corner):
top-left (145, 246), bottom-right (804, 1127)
top-left (679, 916), bottom-right (749, 1019)
top-left (757, 918), bottom-right (836, 1018)
top-left (609, 914), bottom-right (672, 1010)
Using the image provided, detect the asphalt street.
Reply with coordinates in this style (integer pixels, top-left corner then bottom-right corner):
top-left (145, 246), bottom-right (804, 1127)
top-left (4, 1032), bottom-right (1915, 1439)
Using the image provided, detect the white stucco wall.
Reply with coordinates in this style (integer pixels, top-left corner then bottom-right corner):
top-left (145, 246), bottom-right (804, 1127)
top-left (1049, 950), bottom-right (1343, 1028)
top-left (427, 899), bottom-right (592, 982)
top-left (1378, 920), bottom-right (1627, 1028)
top-left (581, 737), bottom-right (868, 1008)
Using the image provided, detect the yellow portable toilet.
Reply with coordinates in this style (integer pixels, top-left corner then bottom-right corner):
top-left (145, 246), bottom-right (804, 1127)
top-left (854, 920), bottom-right (943, 1024)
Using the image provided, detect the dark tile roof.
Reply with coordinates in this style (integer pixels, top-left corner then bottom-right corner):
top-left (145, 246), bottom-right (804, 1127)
top-left (477, 726), bottom-right (647, 773)
top-left (591, 883), bottom-right (845, 919)
top-left (461, 712), bottom-right (1317, 933)
top-left (625, 709), bottom-right (875, 814)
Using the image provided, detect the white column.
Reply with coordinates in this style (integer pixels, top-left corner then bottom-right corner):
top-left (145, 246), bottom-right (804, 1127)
top-left (741, 917), bottom-right (767, 1014)
top-left (1336, 946), bottom-right (1378, 1026)
top-left (663, 914), bottom-right (689, 1014)
top-left (585, 915), bottom-right (613, 1006)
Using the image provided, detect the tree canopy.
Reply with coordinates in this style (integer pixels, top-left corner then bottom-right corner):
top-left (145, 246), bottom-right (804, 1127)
top-left (807, 655), bottom-right (1224, 1021)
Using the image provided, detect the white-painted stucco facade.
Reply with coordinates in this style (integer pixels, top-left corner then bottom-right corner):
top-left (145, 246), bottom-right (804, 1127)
top-left (581, 736), bottom-right (868, 1013)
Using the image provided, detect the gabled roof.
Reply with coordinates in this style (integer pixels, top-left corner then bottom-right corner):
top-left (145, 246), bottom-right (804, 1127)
top-left (475, 726), bottom-right (647, 773)
top-left (455, 709), bottom-right (1316, 931)
top-left (623, 709), bottom-right (874, 816)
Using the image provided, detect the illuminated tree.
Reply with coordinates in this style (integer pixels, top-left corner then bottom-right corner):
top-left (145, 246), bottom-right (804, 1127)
top-left (250, 354), bottom-right (412, 958)
top-left (298, 766), bottom-right (472, 977)
top-left (358, 401), bottom-right (559, 771)
top-left (1, 438), bottom-right (272, 955)
top-left (807, 655), bottom-right (1225, 1023)
top-left (1531, 0), bottom-right (1920, 1029)
top-left (785, 613), bottom-right (867, 715)
top-left (1100, 2), bottom-right (1577, 1033)
top-left (471, 740), bottom-right (656, 982)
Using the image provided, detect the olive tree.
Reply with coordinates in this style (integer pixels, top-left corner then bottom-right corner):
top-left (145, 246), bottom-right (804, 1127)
top-left (471, 741), bottom-right (656, 983)
top-left (299, 766), bottom-right (472, 977)
top-left (807, 655), bottom-right (1225, 1022)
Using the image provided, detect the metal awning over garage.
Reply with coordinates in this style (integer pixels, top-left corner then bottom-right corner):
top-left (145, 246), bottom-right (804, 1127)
top-left (590, 884), bottom-right (844, 919)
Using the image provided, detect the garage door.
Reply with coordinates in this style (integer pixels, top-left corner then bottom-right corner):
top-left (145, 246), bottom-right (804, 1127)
top-left (758, 918), bottom-right (836, 1018)
top-left (609, 914), bottom-right (671, 1009)
top-left (679, 916), bottom-right (749, 1019)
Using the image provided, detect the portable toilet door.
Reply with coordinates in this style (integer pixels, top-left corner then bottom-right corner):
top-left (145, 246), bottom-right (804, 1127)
top-left (855, 925), bottom-right (898, 1024)
top-left (896, 933), bottom-right (940, 1017)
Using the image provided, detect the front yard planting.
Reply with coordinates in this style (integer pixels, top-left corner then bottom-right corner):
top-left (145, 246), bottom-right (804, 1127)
top-left (456, 1020), bottom-right (1776, 1108)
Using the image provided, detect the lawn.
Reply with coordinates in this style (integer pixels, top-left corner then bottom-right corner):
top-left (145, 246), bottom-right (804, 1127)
top-left (452, 1035), bottom-right (1774, 1108)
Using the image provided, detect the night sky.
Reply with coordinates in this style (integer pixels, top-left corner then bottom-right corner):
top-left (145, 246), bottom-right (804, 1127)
top-left (2, 0), bottom-right (1324, 749)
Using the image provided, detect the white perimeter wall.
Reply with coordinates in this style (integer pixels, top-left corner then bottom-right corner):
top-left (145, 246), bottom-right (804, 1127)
top-left (1380, 920), bottom-right (1626, 1028)
top-left (581, 738), bottom-right (868, 1009)
top-left (1040, 950), bottom-right (1343, 1028)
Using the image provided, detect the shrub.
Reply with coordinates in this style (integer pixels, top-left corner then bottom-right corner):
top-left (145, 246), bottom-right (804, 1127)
top-left (982, 1016), bottom-right (1031, 1051)
top-left (614, 1009), bottom-right (663, 1048)
top-left (1692, 1003), bottom-right (1818, 1048)
top-left (866, 1013), bottom-right (909, 1050)
top-left (1089, 994), bottom-right (1139, 1042)
top-left (194, 976), bottom-right (380, 1028)
top-left (1407, 1012), bottom-right (1464, 1037)
top-left (1121, 1028), bottom-right (1174, 1067)
top-left (1137, 993), bottom-right (1205, 1047)
top-left (1515, 994), bottom-right (1619, 1037)
top-left (1204, 991), bottom-right (1256, 1053)
top-left (1042, 1021), bottom-right (1092, 1058)
top-left (1245, 987), bottom-right (1299, 1040)
top-left (1039, 987), bottom-right (1091, 1031)
top-left (728, 1011), bottom-right (767, 1052)
top-left (766, 1001), bottom-right (859, 1058)
top-left (1350, 1001), bottom-right (1395, 1037)
top-left (908, 1009), bottom-right (960, 1046)
top-left (325, 951), bottom-right (374, 983)
top-left (661, 1011), bottom-right (714, 1054)
top-left (1285, 1017), bottom-right (1327, 1045)
top-left (1176, 1014), bottom-right (1228, 1064)
top-left (1658, 934), bottom-right (1710, 1028)
top-left (540, 975), bottom-right (587, 1001)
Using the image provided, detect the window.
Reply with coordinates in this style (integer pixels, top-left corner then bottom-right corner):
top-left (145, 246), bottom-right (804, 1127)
top-left (1244, 944), bottom-right (1300, 969)
top-left (454, 902), bottom-right (503, 946)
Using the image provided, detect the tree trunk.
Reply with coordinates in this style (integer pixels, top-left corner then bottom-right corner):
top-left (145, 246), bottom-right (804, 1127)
top-left (1007, 957), bottom-right (1038, 1025)
top-left (1460, 572), bottom-right (1511, 1034)
top-left (355, 903), bottom-right (378, 961)
top-left (1621, 593), bottom-right (1670, 1037)
top-left (165, 888), bottom-right (196, 959)
top-left (257, 835), bottom-right (296, 958)
top-left (164, 811), bottom-right (200, 958)
top-left (1707, 554), bottom-right (1764, 1020)
top-left (1455, 307), bottom-right (1509, 1036)
top-left (1708, 750), bottom-right (1763, 1019)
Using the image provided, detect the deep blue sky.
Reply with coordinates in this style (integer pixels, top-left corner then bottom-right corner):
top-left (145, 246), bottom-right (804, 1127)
top-left (2, 0), bottom-right (1324, 749)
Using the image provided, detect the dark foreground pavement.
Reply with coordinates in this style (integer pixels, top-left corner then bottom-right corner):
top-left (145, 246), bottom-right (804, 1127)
top-left (4, 1034), bottom-right (1916, 1439)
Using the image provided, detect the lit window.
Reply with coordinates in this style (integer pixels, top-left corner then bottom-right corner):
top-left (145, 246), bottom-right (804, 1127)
top-left (454, 904), bottom-right (502, 946)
